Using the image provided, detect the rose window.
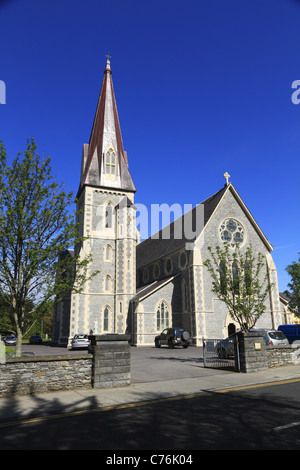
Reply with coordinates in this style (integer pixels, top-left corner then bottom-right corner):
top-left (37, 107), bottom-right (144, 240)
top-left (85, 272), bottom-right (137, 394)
top-left (219, 218), bottom-right (245, 248)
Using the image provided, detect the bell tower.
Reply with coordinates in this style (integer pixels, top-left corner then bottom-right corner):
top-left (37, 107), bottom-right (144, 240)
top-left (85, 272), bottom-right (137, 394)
top-left (67, 58), bottom-right (137, 343)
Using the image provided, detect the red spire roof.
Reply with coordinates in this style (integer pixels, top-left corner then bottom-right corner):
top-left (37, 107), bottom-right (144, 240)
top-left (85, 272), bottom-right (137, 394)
top-left (79, 58), bottom-right (136, 194)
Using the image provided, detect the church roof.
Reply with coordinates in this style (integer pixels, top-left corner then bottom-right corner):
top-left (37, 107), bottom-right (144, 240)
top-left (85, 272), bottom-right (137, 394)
top-left (77, 58), bottom-right (136, 196)
top-left (136, 182), bottom-right (273, 269)
top-left (136, 185), bottom-right (227, 268)
top-left (132, 274), bottom-right (181, 302)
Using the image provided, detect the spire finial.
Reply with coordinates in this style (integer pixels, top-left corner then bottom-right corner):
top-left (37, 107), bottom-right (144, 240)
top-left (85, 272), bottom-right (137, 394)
top-left (104, 52), bottom-right (112, 73)
top-left (223, 171), bottom-right (230, 185)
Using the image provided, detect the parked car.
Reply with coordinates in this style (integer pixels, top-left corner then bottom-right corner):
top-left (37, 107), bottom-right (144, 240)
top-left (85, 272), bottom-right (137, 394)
top-left (251, 329), bottom-right (289, 346)
top-left (71, 334), bottom-right (91, 349)
top-left (216, 334), bottom-right (236, 359)
top-left (217, 329), bottom-right (289, 359)
top-left (4, 335), bottom-right (17, 346)
top-left (278, 325), bottom-right (300, 344)
top-left (29, 334), bottom-right (43, 344)
top-left (155, 327), bottom-right (191, 349)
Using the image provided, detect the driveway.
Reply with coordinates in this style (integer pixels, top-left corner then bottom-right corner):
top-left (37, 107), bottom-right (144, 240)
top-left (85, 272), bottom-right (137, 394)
top-left (20, 343), bottom-right (89, 357)
top-left (130, 346), bottom-right (230, 383)
top-left (18, 343), bottom-right (229, 383)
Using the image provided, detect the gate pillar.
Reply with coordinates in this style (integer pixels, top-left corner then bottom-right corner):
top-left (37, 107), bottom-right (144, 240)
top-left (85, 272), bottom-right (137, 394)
top-left (88, 334), bottom-right (131, 388)
top-left (237, 331), bottom-right (268, 373)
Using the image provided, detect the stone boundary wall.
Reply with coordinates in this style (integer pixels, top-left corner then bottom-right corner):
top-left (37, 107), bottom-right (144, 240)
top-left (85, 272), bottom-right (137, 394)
top-left (0, 355), bottom-right (93, 398)
top-left (0, 334), bottom-right (132, 398)
top-left (236, 332), bottom-right (300, 372)
top-left (267, 345), bottom-right (300, 368)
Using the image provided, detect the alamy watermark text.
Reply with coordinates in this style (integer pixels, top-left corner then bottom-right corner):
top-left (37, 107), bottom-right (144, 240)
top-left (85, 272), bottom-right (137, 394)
top-left (0, 80), bottom-right (6, 104)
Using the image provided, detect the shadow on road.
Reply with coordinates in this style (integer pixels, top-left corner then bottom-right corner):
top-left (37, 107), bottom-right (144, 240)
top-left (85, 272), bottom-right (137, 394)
top-left (1, 382), bottom-right (300, 450)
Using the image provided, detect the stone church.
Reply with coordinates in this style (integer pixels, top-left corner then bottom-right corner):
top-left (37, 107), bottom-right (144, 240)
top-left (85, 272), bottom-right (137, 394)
top-left (52, 59), bottom-right (289, 347)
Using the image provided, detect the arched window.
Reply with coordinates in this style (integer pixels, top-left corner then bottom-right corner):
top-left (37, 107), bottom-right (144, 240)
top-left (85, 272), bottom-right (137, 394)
top-left (105, 148), bottom-right (116, 178)
top-left (232, 261), bottom-right (239, 294)
top-left (105, 204), bottom-right (113, 228)
top-left (232, 261), bottom-right (238, 279)
top-left (105, 275), bottom-right (112, 292)
top-left (156, 301), bottom-right (170, 331)
top-left (105, 244), bottom-right (112, 261)
top-left (219, 261), bottom-right (227, 295)
top-left (103, 307), bottom-right (109, 331)
top-left (244, 262), bottom-right (251, 294)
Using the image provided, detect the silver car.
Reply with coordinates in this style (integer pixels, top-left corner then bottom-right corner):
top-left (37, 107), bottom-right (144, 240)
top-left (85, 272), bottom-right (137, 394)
top-left (71, 334), bottom-right (91, 349)
top-left (253, 329), bottom-right (289, 346)
top-left (4, 335), bottom-right (17, 346)
top-left (217, 329), bottom-right (289, 358)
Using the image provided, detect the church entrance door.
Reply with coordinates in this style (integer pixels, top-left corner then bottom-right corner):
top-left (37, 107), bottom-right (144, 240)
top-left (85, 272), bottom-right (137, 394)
top-left (224, 314), bottom-right (240, 339)
top-left (228, 323), bottom-right (236, 336)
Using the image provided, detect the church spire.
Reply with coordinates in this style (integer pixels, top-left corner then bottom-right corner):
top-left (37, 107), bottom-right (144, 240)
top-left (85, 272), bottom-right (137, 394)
top-left (79, 57), bottom-right (136, 194)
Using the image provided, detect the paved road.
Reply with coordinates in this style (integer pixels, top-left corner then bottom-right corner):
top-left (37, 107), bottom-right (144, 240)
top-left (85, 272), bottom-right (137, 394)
top-left (1, 380), bottom-right (300, 450)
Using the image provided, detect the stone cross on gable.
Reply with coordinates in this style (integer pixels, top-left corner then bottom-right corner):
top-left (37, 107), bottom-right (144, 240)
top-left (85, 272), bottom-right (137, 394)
top-left (223, 172), bottom-right (230, 185)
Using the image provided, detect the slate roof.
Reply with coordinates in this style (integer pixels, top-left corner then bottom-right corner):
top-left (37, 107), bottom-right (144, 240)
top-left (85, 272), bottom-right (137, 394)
top-left (136, 185), bottom-right (227, 269)
top-left (136, 182), bottom-right (273, 269)
top-left (279, 291), bottom-right (292, 304)
top-left (132, 274), bottom-right (181, 302)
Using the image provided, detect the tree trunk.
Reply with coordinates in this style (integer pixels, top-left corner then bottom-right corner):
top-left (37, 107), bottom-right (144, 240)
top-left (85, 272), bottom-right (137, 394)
top-left (13, 310), bottom-right (23, 357)
top-left (15, 334), bottom-right (22, 357)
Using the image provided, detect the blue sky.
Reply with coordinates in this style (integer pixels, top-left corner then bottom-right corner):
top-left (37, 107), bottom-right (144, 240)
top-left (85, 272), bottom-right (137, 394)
top-left (1, 0), bottom-right (300, 292)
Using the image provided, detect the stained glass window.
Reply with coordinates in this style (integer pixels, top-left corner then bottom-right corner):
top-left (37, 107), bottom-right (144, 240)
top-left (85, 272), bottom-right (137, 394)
top-left (219, 218), bottom-right (245, 248)
top-left (156, 301), bottom-right (170, 331)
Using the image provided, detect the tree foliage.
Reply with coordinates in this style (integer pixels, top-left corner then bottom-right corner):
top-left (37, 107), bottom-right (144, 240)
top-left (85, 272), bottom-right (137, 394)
top-left (0, 139), bottom-right (95, 355)
top-left (285, 253), bottom-right (300, 316)
top-left (0, 293), bottom-right (36, 336)
top-left (204, 244), bottom-right (273, 332)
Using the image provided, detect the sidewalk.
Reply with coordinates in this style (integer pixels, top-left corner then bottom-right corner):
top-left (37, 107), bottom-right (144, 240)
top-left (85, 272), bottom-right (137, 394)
top-left (1, 364), bottom-right (300, 423)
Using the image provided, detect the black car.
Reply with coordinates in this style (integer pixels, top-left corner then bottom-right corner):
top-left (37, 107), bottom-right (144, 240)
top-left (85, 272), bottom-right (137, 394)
top-left (29, 334), bottom-right (43, 344)
top-left (155, 327), bottom-right (191, 349)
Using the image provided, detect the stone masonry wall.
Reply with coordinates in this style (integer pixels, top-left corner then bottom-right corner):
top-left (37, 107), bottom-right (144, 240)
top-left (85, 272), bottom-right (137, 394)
top-left (0, 335), bottom-right (132, 398)
top-left (237, 332), bottom-right (300, 372)
top-left (0, 355), bottom-right (92, 398)
top-left (89, 334), bottom-right (131, 388)
top-left (237, 331), bottom-right (269, 373)
top-left (267, 345), bottom-right (300, 368)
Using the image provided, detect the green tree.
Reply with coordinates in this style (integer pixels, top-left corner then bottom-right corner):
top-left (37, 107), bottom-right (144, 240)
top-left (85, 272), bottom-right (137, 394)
top-left (0, 293), bottom-right (15, 335)
top-left (0, 293), bottom-right (36, 336)
top-left (0, 139), bottom-right (95, 356)
top-left (204, 244), bottom-right (273, 332)
top-left (285, 253), bottom-right (300, 316)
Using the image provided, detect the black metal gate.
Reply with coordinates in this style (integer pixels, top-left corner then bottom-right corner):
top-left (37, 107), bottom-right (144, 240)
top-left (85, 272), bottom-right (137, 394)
top-left (203, 336), bottom-right (240, 371)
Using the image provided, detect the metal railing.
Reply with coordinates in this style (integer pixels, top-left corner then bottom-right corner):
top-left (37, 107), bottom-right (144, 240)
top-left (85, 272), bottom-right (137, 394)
top-left (203, 337), bottom-right (240, 371)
